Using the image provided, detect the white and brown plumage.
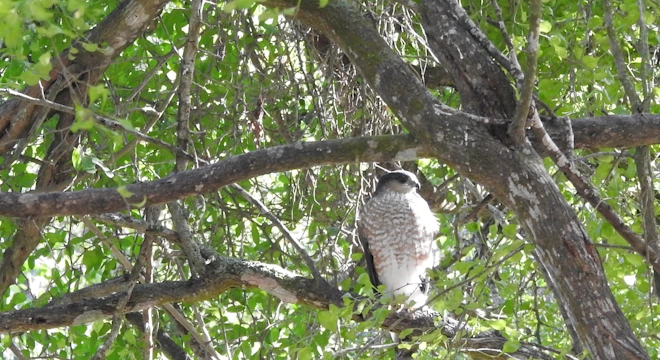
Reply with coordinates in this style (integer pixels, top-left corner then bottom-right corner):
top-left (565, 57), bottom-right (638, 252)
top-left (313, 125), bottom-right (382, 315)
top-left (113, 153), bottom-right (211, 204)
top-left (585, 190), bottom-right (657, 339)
top-left (358, 170), bottom-right (439, 308)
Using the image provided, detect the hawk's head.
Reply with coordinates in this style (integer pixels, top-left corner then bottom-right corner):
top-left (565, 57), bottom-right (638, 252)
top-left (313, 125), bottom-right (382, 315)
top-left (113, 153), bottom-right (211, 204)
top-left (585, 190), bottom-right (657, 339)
top-left (375, 170), bottom-right (421, 194)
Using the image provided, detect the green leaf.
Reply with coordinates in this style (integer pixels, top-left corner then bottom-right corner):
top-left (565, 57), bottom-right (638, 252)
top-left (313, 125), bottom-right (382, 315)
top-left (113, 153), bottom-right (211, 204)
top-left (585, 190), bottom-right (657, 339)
top-left (503, 339), bottom-right (521, 353)
top-left (72, 107), bottom-right (95, 132)
top-left (488, 319), bottom-right (507, 331)
top-left (317, 310), bottom-right (338, 332)
top-left (501, 224), bottom-right (518, 239)
top-left (82, 247), bottom-right (104, 270)
top-left (297, 347), bottom-right (312, 360)
top-left (539, 21), bottom-right (552, 33)
top-left (88, 84), bottom-right (108, 104)
top-left (399, 328), bottom-right (413, 339)
top-left (582, 55), bottom-right (599, 70)
top-left (72, 148), bottom-right (82, 169)
top-left (224, 0), bottom-right (262, 12)
top-left (81, 42), bottom-right (99, 52)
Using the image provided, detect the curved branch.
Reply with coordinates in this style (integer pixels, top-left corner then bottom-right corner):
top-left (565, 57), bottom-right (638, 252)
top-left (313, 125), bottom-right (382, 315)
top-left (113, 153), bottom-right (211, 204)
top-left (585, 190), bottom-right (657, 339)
top-left (1, 135), bottom-right (429, 217)
top-left (3, 113), bottom-right (660, 218)
top-left (0, 253), bottom-right (566, 359)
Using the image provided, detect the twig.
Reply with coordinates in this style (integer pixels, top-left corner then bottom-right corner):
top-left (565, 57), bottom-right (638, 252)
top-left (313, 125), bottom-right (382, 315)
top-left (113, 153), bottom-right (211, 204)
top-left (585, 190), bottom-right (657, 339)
top-left (116, 50), bottom-right (175, 116)
top-left (392, 0), bottom-right (420, 12)
top-left (488, 0), bottom-right (521, 79)
top-left (636, 0), bottom-right (653, 109)
top-left (430, 244), bottom-right (526, 304)
top-left (509, 0), bottom-right (542, 144)
top-left (91, 228), bottom-right (152, 360)
top-left (9, 341), bottom-right (29, 360)
top-left (594, 243), bottom-right (635, 251)
top-left (174, 0), bottom-right (204, 171)
top-left (449, 0), bottom-right (524, 86)
top-left (0, 77), bottom-right (66, 170)
top-left (603, 0), bottom-right (643, 112)
top-left (575, 151), bottom-right (632, 161)
top-left (81, 216), bottom-right (221, 359)
top-left (230, 183), bottom-right (323, 280)
top-left (168, 202), bottom-right (207, 276)
top-left (459, 194), bottom-right (494, 225)
top-left (0, 88), bottom-right (197, 163)
top-left (142, 207), bottom-right (160, 360)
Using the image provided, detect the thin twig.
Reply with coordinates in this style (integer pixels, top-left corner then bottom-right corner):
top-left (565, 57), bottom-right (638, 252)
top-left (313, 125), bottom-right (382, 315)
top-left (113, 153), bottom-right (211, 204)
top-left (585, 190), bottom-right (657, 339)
top-left (116, 50), bottom-right (176, 116)
top-left (636, 0), bottom-right (653, 109)
top-left (575, 151), bottom-right (632, 161)
top-left (429, 244), bottom-right (526, 304)
top-left (489, 0), bottom-right (521, 77)
top-left (9, 341), bottom-right (29, 360)
top-left (449, 0), bottom-right (524, 86)
top-left (594, 243), bottom-right (635, 251)
top-left (168, 202), bottom-right (207, 276)
top-left (81, 216), bottom-right (221, 359)
top-left (230, 183), bottom-right (323, 280)
top-left (92, 230), bottom-right (152, 360)
top-left (509, 0), bottom-right (542, 144)
top-left (392, 0), bottom-right (420, 12)
top-left (0, 77), bottom-right (66, 170)
top-left (0, 88), bottom-right (197, 163)
top-left (603, 0), bottom-right (643, 112)
top-left (142, 207), bottom-right (160, 360)
top-left (174, 0), bottom-right (204, 171)
top-left (459, 194), bottom-right (494, 225)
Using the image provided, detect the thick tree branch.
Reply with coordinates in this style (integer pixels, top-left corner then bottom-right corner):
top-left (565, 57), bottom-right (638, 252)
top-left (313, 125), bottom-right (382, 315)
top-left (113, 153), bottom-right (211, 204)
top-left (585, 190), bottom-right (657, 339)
top-left (0, 135), bottom-right (429, 217)
top-left (3, 114), bottom-right (660, 219)
top-left (0, 253), bottom-right (567, 359)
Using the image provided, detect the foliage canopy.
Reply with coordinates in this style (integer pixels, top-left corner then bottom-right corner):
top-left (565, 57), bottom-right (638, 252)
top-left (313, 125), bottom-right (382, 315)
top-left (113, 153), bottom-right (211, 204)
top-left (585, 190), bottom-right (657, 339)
top-left (0, 0), bottom-right (659, 358)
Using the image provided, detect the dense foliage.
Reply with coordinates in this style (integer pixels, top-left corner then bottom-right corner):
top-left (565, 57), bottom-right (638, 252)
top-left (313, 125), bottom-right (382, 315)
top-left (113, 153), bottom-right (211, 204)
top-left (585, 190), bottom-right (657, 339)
top-left (0, 0), bottom-right (658, 358)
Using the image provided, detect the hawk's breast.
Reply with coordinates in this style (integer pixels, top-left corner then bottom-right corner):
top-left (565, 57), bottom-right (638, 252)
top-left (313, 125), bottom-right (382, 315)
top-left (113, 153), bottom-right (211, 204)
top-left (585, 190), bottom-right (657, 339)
top-left (359, 191), bottom-right (438, 306)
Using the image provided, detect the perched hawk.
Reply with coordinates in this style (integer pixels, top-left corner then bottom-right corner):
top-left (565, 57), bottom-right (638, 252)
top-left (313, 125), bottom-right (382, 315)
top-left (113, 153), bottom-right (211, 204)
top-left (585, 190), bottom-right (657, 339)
top-left (358, 170), bottom-right (439, 308)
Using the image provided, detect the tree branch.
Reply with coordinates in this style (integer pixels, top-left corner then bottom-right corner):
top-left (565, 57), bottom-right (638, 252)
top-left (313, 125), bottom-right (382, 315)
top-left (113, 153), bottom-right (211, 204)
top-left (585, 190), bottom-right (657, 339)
top-left (0, 252), bottom-right (569, 359)
top-left (603, 0), bottom-right (643, 112)
top-left (230, 184), bottom-right (323, 280)
top-left (508, 0), bottom-right (541, 144)
top-left (0, 0), bottom-right (170, 155)
top-left (3, 114), bottom-right (660, 219)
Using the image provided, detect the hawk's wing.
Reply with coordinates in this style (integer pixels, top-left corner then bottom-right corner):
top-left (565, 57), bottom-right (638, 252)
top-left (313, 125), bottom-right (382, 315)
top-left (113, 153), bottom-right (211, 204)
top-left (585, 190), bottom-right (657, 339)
top-left (358, 222), bottom-right (380, 289)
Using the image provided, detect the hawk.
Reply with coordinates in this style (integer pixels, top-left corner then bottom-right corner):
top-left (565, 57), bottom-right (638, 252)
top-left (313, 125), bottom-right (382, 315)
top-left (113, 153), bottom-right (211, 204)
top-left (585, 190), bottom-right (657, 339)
top-left (358, 170), bottom-right (439, 308)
